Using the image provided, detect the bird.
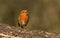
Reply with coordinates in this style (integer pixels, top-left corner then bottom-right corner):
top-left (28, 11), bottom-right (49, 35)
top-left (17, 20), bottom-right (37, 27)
top-left (18, 10), bottom-right (29, 29)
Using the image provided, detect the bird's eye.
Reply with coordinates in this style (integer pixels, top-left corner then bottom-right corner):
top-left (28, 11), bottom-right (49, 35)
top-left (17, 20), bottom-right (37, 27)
top-left (26, 13), bottom-right (28, 15)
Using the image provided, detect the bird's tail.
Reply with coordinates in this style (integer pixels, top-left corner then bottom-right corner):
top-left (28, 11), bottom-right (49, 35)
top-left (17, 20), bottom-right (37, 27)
top-left (18, 22), bottom-right (25, 29)
top-left (21, 26), bottom-right (24, 29)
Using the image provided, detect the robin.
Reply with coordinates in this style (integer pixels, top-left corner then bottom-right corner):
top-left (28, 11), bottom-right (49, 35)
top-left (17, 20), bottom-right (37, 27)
top-left (18, 10), bottom-right (29, 29)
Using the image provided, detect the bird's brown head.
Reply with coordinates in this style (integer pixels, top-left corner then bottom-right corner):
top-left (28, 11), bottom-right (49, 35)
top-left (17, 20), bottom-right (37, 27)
top-left (20, 10), bottom-right (28, 16)
top-left (21, 10), bottom-right (27, 13)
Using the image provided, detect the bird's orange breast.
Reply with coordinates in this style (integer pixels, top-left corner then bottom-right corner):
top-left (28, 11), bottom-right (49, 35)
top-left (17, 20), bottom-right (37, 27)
top-left (19, 13), bottom-right (29, 24)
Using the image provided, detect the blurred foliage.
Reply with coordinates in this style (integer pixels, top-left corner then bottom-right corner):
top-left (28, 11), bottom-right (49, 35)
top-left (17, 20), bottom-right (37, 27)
top-left (0, 0), bottom-right (60, 33)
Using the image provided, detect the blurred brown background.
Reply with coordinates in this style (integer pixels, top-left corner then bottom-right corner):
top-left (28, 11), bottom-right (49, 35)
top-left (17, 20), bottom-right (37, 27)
top-left (0, 0), bottom-right (60, 33)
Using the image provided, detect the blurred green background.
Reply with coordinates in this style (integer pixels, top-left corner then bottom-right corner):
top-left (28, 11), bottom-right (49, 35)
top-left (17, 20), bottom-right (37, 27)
top-left (0, 0), bottom-right (60, 33)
